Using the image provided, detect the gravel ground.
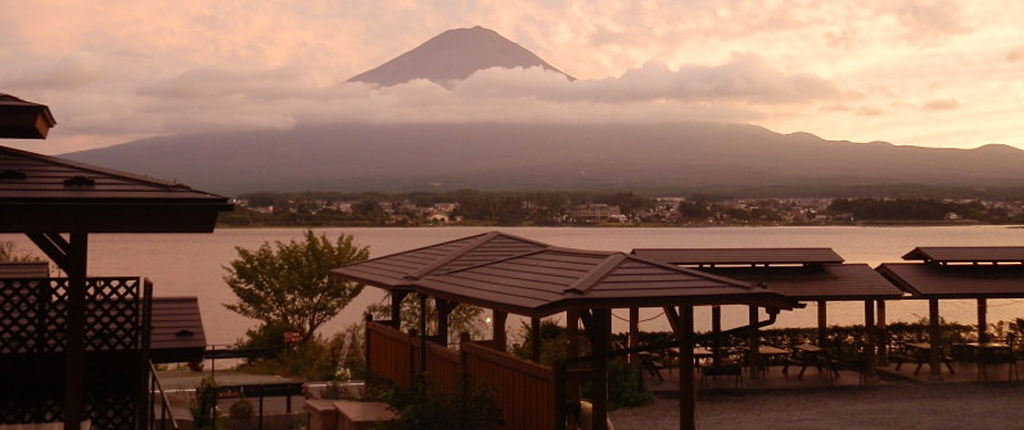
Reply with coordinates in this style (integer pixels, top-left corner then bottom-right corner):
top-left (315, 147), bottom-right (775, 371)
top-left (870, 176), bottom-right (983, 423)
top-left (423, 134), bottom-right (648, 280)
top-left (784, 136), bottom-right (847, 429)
top-left (610, 381), bottom-right (1024, 430)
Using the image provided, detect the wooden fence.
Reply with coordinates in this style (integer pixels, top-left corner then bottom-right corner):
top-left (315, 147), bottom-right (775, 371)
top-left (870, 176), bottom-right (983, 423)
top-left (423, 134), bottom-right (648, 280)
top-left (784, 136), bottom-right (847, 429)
top-left (365, 320), bottom-right (557, 430)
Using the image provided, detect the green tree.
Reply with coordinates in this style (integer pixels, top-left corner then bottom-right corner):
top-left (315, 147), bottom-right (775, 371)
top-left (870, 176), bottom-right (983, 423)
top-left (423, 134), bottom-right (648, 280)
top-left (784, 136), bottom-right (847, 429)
top-left (223, 230), bottom-right (370, 342)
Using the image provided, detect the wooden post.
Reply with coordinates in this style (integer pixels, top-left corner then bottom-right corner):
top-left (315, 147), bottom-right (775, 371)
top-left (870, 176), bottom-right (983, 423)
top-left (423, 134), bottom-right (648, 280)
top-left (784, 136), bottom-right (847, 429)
top-left (566, 310), bottom-right (580, 399)
top-left (817, 300), bottom-right (828, 345)
top-left (711, 305), bottom-right (722, 367)
top-left (64, 232), bottom-right (88, 430)
top-left (418, 294), bottom-right (428, 377)
top-left (679, 305), bottom-right (696, 430)
top-left (492, 310), bottom-right (507, 353)
top-left (390, 290), bottom-right (409, 329)
top-left (748, 306), bottom-right (761, 381)
top-left (436, 298), bottom-right (455, 346)
top-left (591, 309), bottom-right (611, 430)
top-left (530, 316), bottom-right (542, 363)
top-left (863, 300), bottom-right (876, 382)
top-left (877, 300), bottom-right (888, 365)
top-left (977, 298), bottom-right (988, 343)
top-left (628, 307), bottom-right (639, 364)
top-left (929, 299), bottom-right (941, 378)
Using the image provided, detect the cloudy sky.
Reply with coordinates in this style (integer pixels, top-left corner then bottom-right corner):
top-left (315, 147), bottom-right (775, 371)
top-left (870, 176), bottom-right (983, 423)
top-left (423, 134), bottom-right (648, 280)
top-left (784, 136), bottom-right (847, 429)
top-left (3, 0), bottom-right (1023, 154)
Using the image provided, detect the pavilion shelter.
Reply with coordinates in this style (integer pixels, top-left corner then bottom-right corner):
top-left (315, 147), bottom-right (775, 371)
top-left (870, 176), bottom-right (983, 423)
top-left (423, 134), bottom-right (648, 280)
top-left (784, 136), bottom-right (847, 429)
top-left (335, 237), bottom-right (798, 430)
top-left (0, 139), bottom-right (231, 429)
top-left (877, 246), bottom-right (1024, 379)
top-left (328, 231), bottom-right (554, 349)
top-left (633, 248), bottom-right (905, 380)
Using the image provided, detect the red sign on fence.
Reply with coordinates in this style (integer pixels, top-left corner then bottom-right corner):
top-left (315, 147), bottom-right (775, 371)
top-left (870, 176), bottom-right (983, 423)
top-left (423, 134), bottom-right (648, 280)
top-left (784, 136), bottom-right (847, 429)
top-left (283, 331), bottom-right (301, 343)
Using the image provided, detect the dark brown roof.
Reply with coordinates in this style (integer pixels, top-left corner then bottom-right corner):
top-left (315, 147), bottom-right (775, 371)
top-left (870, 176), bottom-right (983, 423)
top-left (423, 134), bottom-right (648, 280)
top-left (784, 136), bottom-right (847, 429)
top-left (901, 247), bottom-right (1024, 264)
top-left (632, 248), bottom-right (844, 266)
top-left (695, 264), bottom-right (904, 301)
top-left (0, 145), bottom-right (232, 232)
top-left (150, 296), bottom-right (206, 363)
top-left (0, 94), bottom-right (56, 139)
top-left (329, 231), bottom-right (552, 289)
top-left (413, 247), bottom-right (798, 317)
top-left (0, 262), bottom-right (48, 278)
top-left (877, 263), bottom-right (1024, 299)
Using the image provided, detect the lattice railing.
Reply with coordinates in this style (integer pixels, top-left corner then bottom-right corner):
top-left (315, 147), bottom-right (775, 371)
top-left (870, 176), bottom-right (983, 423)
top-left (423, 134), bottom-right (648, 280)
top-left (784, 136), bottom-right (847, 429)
top-left (0, 277), bottom-right (150, 430)
top-left (0, 277), bottom-right (143, 354)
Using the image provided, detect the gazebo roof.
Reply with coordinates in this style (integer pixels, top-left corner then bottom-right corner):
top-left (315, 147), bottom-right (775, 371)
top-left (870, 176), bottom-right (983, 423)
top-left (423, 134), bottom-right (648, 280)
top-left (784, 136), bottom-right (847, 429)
top-left (877, 262), bottom-right (1024, 299)
top-left (632, 247), bottom-right (844, 266)
top-left (412, 247), bottom-right (798, 317)
top-left (902, 246), bottom-right (1024, 264)
top-left (0, 94), bottom-right (56, 139)
top-left (0, 145), bottom-right (232, 232)
top-left (635, 247), bottom-right (900, 301)
top-left (691, 264), bottom-right (905, 301)
top-left (329, 231), bottom-right (552, 290)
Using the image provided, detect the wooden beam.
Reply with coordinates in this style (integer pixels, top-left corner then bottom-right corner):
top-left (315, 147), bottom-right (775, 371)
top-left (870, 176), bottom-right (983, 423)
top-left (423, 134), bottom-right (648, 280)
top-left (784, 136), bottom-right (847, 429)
top-left (679, 305), bottom-right (696, 430)
top-left (664, 306), bottom-right (681, 336)
top-left (390, 290), bottom-right (409, 330)
top-left (566, 310), bottom-right (580, 399)
top-left (418, 294), bottom-right (427, 377)
top-left (711, 306), bottom-right (722, 367)
top-left (26, 232), bottom-right (71, 272)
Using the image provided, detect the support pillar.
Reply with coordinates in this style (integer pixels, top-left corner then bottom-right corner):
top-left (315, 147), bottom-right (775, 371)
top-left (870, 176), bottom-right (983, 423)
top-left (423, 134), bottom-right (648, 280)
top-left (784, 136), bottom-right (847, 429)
top-left (863, 300), bottom-right (876, 382)
top-left (628, 307), bottom-right (639, 364)
top-left (748, 306), bottom-right (762, 381)
top-left (877, 300), bottom-right (888, 364)
top-left (711, 306), bottom-right (722, 367)
top-left (679, 306), bottom-right (696, 430)
top-left (530, 317), bottom-right (542, 363)
top-left (389, 290), bottom-right (409, 329)
top-left (418, 294), bottom-right (427, 376)
top-left (566, 310), bottom-right (580, 399)
top-left (492, 310), bottom-right (507, 353)
top-left (435, 298), bottom-right (455, 346)
top-left (929, 299), bottom-right (941, 378)
top-left (589, 309), bottom-right (611, 430)
top-left (817, 300), bottom-right (828, 346)
top-left (65, 233), bottom-right (88, 430)
top-left (977, 298), bottom-right (988, 343)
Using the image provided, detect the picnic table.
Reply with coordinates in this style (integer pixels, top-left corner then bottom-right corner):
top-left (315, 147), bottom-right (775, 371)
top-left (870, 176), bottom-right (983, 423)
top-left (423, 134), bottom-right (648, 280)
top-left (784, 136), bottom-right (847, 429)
top-left (782, 344), bottom-right (839, 381)
top-left (894, 342), bottom-right (955, 375)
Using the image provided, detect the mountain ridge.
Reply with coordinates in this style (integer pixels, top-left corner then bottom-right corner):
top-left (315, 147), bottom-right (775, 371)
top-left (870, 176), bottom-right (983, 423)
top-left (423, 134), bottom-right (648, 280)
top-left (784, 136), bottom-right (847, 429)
top-left (60, 122), bottom-right (1024, 196)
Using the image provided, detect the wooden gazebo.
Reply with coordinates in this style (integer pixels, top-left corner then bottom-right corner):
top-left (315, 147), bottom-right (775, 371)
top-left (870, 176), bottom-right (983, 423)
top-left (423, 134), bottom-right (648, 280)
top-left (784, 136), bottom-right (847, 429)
top-left (333, 234), bottom-right (798, 430)
top-left (634, 248), bottom-right (905, 379)
top-left (877, 246), bottom-right (1024, 378)
top-left (1, 133), bottom-right (231, 429)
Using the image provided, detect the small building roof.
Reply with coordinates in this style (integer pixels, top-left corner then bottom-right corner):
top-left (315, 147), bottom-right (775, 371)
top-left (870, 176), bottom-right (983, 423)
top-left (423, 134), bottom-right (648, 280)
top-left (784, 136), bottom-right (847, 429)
top-left (877, 263), bottom-right (1024, 299)
top-left (329, 231), bottom-right (552, 290)
top-left (412, 247), bottom-right (798, 317)
top-left (901, 246), bottom-right (1024, 264)
top-left (150, 296), bottom-right (206, 363)
top-left (0, 94), bottom-right (56, 139)
top-left (632, 248), bottom-right (844, 266)
top-left (0, 145), bottom-right (232, 232)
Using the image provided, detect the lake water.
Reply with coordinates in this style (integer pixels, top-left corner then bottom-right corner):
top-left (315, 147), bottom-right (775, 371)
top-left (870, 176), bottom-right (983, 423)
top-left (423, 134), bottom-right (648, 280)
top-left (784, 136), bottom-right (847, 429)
top-left (4, 225), bottom-right (1024, 345)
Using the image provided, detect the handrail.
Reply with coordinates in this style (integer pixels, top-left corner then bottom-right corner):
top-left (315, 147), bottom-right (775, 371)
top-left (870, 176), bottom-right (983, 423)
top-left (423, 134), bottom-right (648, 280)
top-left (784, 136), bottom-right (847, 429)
top-left (149, 362), bottom-right (179, 430)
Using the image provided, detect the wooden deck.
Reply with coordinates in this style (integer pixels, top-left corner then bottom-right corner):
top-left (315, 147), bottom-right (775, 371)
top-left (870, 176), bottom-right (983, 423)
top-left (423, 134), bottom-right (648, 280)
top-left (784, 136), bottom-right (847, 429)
top-left (642, 361), bottom-right (871, 394)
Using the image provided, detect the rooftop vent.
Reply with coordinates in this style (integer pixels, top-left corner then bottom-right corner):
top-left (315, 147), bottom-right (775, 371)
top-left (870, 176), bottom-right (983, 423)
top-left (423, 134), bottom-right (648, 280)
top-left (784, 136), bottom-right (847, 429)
top-left (0, 170), bottom-right (26, 180)
top-left (63, 176), bottom-right (96, 187)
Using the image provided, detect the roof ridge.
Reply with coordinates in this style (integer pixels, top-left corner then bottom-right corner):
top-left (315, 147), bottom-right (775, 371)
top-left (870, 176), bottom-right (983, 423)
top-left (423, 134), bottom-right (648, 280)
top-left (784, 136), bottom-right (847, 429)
top-left (563, 253), bottom-right (628, 295)
top-left (408, 231), bottom-right (503, 279)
